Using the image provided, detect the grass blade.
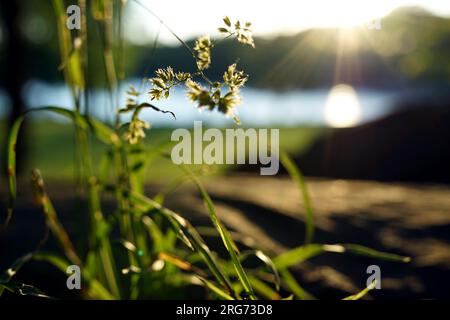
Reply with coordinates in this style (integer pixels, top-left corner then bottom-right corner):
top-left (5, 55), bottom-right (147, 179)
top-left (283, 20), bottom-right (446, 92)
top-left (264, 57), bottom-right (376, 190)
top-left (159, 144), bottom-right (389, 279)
top-left (30, 169), bottom-right (82, 266)
top-left (4, 114), bottom-right (24, 228)
top-left (185, 171), bottom-right (256, 299)
top-left (274, 244), bottom-right (410, 269)
top-left (273, 244), bottom-right (324, 269)
top-left (241, 250), bottom-right (280, 292)
top-left (340, 244), bottom-right (411, 263)
top-left (52, 0), bottom-right (85, 94)
top-left (86, 116), bottom-right (121, 147)
top-left (142, 216), bottom-right (165, 253)
top-left (279, 268), bottom-right (316, 300)
top-left (343, 280), bottom-right (377, 300)
top-left (248, 276), bottom-right (281, 300)
top-left (280, 152), bottom-right (314, 244)
top-left (194, 276), bottom-right (235, 300)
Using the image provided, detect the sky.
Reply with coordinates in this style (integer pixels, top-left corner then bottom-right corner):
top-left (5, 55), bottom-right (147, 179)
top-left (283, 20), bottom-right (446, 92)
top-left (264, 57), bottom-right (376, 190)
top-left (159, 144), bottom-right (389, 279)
top-left (125, 0), bottom-right (450, 45)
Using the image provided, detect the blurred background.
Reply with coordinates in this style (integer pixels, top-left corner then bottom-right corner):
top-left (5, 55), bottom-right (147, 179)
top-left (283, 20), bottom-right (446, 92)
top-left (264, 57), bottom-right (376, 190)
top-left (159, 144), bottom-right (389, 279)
top-left (0, 0), bottom-right (450, 299)
top-left (1, 0), bottom-right (450, 181)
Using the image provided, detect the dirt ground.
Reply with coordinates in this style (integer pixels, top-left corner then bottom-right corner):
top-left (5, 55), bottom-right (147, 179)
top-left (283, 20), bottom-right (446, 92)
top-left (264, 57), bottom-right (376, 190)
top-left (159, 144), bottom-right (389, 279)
top-left (1, 175), bottom-right (450, 299)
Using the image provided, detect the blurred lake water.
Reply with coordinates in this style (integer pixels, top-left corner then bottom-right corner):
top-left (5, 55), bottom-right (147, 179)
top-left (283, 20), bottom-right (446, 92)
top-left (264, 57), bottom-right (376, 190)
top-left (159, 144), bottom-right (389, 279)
top-left (1, 80), bottom-right (401, 127)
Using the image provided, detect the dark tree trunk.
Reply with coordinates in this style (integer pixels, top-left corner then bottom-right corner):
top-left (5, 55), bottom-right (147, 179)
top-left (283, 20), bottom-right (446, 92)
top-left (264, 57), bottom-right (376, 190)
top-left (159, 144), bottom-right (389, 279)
top-left (1, 0), bottom-right (28, 175)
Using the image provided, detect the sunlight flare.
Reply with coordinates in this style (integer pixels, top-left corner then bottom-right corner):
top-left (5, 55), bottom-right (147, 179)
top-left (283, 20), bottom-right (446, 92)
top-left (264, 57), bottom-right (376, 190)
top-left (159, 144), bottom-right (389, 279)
top-left (324, 84), bottom-right (361, 128)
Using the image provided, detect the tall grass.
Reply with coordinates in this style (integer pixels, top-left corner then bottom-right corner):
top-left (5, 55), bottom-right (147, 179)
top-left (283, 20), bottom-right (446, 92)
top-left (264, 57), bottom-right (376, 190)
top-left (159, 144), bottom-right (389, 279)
top-left (1, 0), bottom-right (409, 300)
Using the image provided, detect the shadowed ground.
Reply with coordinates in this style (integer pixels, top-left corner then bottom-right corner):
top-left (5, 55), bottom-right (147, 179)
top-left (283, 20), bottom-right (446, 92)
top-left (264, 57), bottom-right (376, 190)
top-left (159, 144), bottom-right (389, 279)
top-left (1, 175), bottom-right (449, 299)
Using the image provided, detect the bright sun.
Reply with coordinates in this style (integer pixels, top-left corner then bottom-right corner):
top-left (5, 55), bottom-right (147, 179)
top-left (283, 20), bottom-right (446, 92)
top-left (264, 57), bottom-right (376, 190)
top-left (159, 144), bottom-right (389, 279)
top-left (324, 84), bottom-right (362, 128)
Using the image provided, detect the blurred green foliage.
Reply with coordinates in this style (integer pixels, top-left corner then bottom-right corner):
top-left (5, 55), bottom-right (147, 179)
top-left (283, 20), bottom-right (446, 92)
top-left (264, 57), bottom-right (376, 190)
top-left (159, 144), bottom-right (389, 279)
top-left (0, 119), bottom-right (323, 181)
